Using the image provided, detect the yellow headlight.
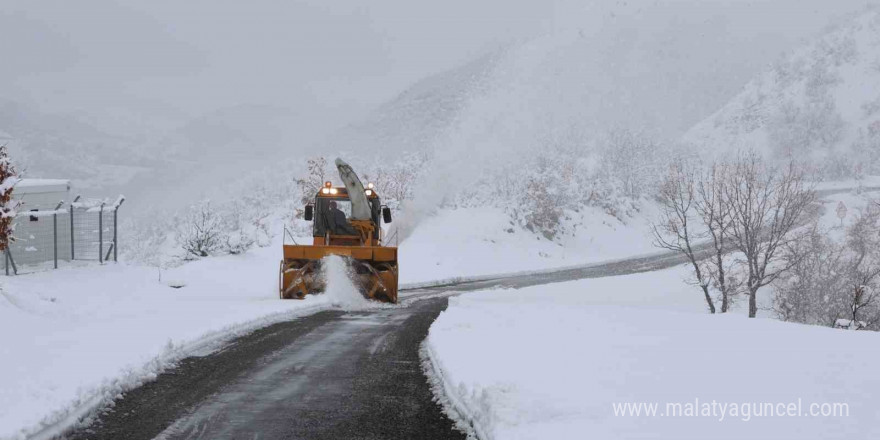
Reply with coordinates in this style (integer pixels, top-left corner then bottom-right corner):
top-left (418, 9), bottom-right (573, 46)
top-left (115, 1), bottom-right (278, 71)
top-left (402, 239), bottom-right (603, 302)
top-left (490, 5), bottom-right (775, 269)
top-left (321, 188), bottom-right (330, 194)
top-left (329, 188), bottom-right (338, 195)
top-left (365, 189), bottom-right (373, 196)
top-left (367, 182), bottom-right (375, 189)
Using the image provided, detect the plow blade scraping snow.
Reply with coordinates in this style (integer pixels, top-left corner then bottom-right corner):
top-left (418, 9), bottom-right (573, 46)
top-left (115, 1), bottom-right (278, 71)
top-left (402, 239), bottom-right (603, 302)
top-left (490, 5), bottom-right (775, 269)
top-left (279, 245), bottom-right (399, 303)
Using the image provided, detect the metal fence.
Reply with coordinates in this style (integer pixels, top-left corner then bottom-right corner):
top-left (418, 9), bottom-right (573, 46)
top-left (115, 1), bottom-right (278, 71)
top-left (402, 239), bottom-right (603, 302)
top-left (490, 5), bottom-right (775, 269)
top-left (5, 196), bottom-right (125, 275)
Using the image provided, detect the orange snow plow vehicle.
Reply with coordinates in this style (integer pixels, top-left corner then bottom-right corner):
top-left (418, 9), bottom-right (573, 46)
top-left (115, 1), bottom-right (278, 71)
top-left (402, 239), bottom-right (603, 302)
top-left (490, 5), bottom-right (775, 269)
top-left (279, 158), bottom-right (398, 303)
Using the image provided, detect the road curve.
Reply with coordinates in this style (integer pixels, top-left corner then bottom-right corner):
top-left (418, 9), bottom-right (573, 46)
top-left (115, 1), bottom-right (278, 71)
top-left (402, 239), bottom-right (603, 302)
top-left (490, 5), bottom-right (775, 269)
top-left (65, 299), bottom-right (465, 440)
top-left (61, 186), bottom-right (871, 440)
top-left (62, 244), bottom-right (698, 440)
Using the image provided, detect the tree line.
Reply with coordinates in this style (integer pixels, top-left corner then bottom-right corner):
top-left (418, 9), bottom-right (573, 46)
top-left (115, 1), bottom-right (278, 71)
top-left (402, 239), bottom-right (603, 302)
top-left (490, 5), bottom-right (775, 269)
top-left (654, 151), bottom-right (880, 328)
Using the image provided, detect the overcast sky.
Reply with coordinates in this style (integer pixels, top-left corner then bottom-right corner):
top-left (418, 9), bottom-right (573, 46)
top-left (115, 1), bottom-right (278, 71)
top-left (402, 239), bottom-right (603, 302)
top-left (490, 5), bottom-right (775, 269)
top-left (1, 0), bottom-right (874, 135)
top-left (1, 0), bottom-right (557, 131)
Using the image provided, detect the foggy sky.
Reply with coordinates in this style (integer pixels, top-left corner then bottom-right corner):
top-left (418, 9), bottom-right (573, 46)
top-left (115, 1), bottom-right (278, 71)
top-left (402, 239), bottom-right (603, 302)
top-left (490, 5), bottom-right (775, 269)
top-left (1, 0), bottom-right (874, 137)
top-left (1, 0), bottom-right (554, 134)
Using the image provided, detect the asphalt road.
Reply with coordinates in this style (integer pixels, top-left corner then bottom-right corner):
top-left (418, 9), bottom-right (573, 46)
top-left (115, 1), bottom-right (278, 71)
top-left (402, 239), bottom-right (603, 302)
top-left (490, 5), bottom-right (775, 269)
top-left (61, 245), bottom-right (699, 440)
top-left (62, 186), bottom-right (871, 440)
top-left (64, 298), bottom-right (464, 440)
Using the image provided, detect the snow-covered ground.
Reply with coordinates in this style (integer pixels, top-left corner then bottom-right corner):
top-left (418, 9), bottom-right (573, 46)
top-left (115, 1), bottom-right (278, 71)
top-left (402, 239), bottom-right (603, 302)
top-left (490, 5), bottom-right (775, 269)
top-left (1, 185), bottom-right (871, 439)
top-left (425, 189), bottom-right (880, 440)
top-left (814, 188), bottom-right (877, 241)
top-left (400, 206), bottom-right (657, 284)
top-left (0, 199), bottom-right (658, 439)
top-left (425, 267), bottom-right (880, 440)
top-left (816, 176), bottom-right (880, 192)
top-left (0, 234), bottom-right (360, 440)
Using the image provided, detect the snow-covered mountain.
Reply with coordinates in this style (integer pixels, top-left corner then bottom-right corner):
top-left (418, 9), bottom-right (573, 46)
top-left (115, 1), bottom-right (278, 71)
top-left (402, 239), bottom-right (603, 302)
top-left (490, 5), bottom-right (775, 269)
top-left (3, 101), bottom-right (337, 214)
top-left (682, 8), bottom-right (880, 177)
top-left (326, 2), bottom-right (856, 200)
top-left (333, 28), bottom-right (738, 163)
top-left (161, 104), bottom-right (340, 159)
top-left (0, 100), bottom-right (158, 193)
top-left (325, 49), bottom-right (501, 157)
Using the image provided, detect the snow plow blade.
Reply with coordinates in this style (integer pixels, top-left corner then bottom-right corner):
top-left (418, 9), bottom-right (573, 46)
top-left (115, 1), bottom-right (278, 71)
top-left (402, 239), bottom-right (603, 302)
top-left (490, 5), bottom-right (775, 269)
top-left (279, 244), bottom-right (399, 303)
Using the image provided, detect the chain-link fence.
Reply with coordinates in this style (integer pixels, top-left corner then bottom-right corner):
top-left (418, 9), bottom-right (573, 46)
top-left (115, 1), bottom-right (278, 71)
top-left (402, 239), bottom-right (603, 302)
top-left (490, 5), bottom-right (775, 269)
top-left (5, 196), bottom-right (125, 275)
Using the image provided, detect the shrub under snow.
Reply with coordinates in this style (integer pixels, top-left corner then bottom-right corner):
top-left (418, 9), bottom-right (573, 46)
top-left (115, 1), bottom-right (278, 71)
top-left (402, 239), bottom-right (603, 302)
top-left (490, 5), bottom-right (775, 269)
top-left (774, 203), bottom-right (880, 330)
top-left (0, 146), bottom-right (21, 251)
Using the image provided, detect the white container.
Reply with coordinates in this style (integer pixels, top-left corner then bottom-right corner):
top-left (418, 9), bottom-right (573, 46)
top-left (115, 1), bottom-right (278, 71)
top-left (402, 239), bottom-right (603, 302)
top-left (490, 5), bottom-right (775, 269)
top-left (14, 179), bottom-right (71, 211)
top-left (9, 179), bottom-right (72, 267)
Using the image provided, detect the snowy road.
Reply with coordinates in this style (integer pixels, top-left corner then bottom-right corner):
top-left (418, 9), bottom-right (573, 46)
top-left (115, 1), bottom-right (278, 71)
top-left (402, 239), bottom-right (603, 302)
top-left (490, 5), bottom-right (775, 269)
top-left (55, 186), bottom-right (876, 440)
top-left (60, 245), bottom-right (710, 440)
top-left (65, 299), bottom-right (464, 440)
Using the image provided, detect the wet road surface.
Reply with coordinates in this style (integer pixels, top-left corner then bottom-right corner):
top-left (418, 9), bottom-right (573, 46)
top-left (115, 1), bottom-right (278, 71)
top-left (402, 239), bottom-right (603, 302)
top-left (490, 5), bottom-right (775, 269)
top-left (66, 299), bottom-right (462, 440)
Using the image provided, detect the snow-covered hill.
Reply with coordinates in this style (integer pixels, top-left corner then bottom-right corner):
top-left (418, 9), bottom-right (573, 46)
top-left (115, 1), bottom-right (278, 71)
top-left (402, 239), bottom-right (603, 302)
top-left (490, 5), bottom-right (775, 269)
top-left (333, 25), bottom-right (756, 185)
top-left (4, 101), bottom-right (337, 215)
top-left (326, 49), bottom-right (502, 158)
top-left (0, 100), bottom-right (158, 194)
top-left (683, 8), bottom-right (880, 177)
top-left (329, 1), bottom-right (871, 171)
top-left (322, 23), bottom-right (752, 246)
top-left (161, 104), bottom-right (343, 159)
top-left (325, 3), bottom-right (876, 234)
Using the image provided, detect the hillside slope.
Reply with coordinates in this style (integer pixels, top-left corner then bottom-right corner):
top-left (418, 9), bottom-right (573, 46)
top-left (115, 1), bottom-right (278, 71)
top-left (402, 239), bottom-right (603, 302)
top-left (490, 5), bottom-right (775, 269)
top-left (682, 8), bottom-right (880, 176)
top-left (0, 100), bottom-right (157, 194)
top-left (326, 2), bottom-right (873, 206)
top-left (3, 101), bottom-right (332, 214)
top-left (317, 4), bottom-right (880, 256)
top-left (325, 49), bottom-right (502, 158)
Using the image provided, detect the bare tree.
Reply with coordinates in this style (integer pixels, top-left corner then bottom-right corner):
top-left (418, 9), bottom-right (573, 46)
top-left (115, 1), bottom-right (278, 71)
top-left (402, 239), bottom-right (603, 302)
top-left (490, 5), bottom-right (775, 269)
top-left (221, 200), bottom-right (257, 255)
top-left (774, 207), bottom-right (880, 330)
top-left (694, 162), bottom-right (738, 312)
top-left (601, 128), bottom-right (664, 199)
top-left (295, 157), bottom-right (328, 205)
top-left (772, 225), bottom-right (847, 325)
top-left (0, 146), bottom-right (21, 252)
top-left (363, 152), bottom-right (428, 211)
top-left (175, 200), bottom-right (226, 259)
top-left (653, 160), bottom-right (716, 313)
top-left (840, 206), bottom-right (880, 329)
top-left (725, 153), bottom-right (817, 318)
